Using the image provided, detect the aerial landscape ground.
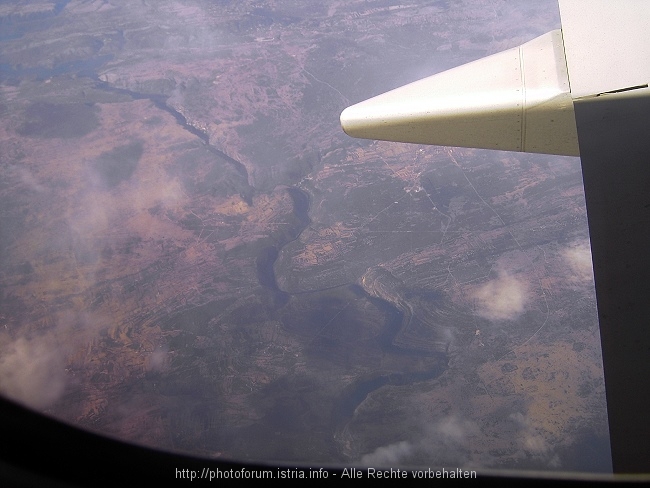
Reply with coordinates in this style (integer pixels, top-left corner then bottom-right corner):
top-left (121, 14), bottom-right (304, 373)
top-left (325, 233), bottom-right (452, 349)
top-left (0, 0), bottom-right (610, 472)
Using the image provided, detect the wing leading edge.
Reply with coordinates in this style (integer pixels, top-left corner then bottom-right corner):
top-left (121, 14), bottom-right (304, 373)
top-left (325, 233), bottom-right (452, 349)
top-left (340, 29), bottom-right (579, 156)
top-left (340, 0), bottom-right (650, 474)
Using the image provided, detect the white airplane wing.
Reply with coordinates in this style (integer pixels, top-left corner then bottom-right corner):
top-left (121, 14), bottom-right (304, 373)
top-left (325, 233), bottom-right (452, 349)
top-left (341, 29), bottom-right (579, 156)
top-left (340, 0), bottom-right (650, 474)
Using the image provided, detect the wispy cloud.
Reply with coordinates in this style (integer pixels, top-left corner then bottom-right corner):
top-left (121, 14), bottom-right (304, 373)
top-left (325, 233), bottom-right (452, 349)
top-left (359, 416), bottom-right (479, 467)
top-left (510, 412), bottom-right (548, 454)
top-left (360, 440), bottom-right (413, 466)
top-left (0, 334), bottom-right (66, 409)
top-left (0, 311), bottom-right (109, 410)
top-left (509, 411), bottom-right (563, 469)
top-left (359, 412), bottom-right (563, 470)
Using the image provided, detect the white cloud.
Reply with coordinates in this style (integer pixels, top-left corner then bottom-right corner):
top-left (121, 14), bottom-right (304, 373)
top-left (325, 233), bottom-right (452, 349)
top-left (360, 441), bottom-right (413, 466)
top-left (359, 416), bottom-right (478, 467)
top-left (562, 241), bottom-right (594, 282)
top-left (474, 271), bottom-right (527, 321)
top-left (146, 346), bottom-right (169, 372)
top-left (0, 310), bottom-right (109, 410)
top-left (509, 411), bottom-right (559, 466)
top-left (0, 335), bottom-right (66, 409)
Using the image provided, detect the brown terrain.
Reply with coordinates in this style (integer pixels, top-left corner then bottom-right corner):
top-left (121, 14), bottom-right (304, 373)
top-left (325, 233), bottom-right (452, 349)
top-left (0, 0), bottom-right (609, 471)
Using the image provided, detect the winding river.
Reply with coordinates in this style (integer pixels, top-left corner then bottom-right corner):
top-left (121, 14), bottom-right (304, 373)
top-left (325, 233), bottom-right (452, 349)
top-left (16, 52), bottom-right (449, 444)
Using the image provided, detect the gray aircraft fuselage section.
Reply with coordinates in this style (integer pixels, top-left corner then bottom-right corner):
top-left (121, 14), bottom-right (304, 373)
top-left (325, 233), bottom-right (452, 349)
top-left (572, 92), bottom-right (650, 473)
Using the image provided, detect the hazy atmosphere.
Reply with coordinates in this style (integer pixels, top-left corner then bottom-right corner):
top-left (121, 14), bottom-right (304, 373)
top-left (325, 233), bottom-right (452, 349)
top-left (0, 0), bottom-right (610, 472)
